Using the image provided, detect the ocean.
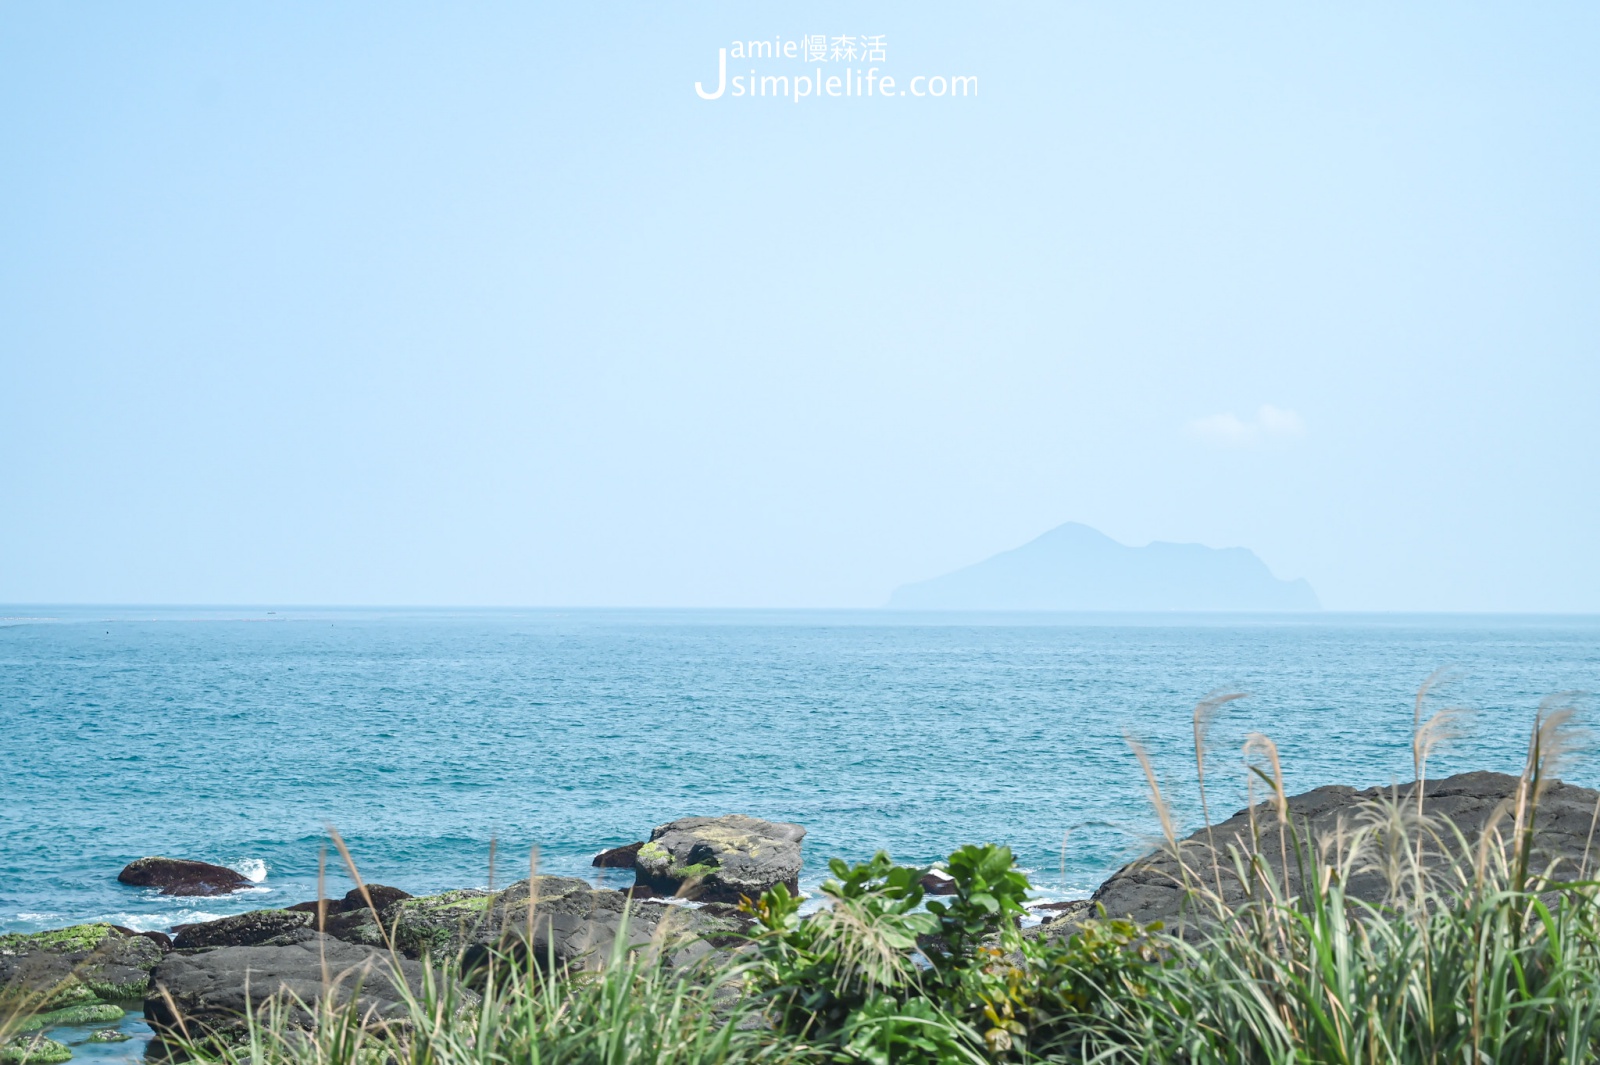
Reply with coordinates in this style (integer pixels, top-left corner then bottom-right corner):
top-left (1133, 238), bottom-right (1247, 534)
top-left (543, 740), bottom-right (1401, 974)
top-left (4, 607), bottom-right (1598, 935)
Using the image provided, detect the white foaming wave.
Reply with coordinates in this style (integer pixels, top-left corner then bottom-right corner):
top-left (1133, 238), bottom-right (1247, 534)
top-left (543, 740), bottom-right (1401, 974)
top-left (92, 913), bottom-right (187, 933)
top-left (231, 858), bottom-right (269, 883)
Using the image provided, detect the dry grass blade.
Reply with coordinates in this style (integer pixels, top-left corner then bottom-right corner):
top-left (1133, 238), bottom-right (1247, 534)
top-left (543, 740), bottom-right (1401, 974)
top-left (1243, 733), bottom-right (1291, 896)
top-left (1126, 733), bottom-right (1178, 855)
top-left (1193, 691), bottom-right (1248, 897)
top-left (326, 824), bottom-right (401, 960)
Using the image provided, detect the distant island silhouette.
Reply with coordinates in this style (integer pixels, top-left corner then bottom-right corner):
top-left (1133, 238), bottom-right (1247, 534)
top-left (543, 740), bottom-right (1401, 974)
top-left (887, 522), bottom-right (1319, 611)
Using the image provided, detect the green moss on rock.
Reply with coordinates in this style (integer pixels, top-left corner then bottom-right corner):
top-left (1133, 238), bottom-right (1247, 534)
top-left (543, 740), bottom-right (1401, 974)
top-left (13, 1003), bottom-right (124, 1034)
top-left (0, 926), bottom-right (116, 957)
top-left (0, 979), bottom-right (96, 1015)
top-left (667, 862), bottom-right (716, 880)
top-left (77, 977), bottom-right (148, 1003)
top-left (0, 1035), bottom-right (72, 1065)
top-left (0, 924), bottom-right (162, 1015)
top-left (390, 890), bottom-right (493, 958)
top-left (86, 1031), bottom-right (131, 1044)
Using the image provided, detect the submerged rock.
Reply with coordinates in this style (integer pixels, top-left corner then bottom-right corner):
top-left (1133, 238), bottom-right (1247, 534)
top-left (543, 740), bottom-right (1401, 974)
top-left (172, 909), bottom-right (313, 949)
top-left (87, 1029), bottom-right (132, 1043)
top-left (0, 924), bottom-right (164, 1012)
top-left (1089, 771), bottom-right (1600, 931)
top-left (633, 815), bottom-right (805, 902)
top-left (117, 857), bottom-right (252, 897)
top-left (144, 931), bottom-right (437, 1040)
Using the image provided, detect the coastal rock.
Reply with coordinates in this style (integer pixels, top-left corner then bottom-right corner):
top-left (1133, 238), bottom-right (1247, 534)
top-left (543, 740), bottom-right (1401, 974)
top-left (1089, 771), bottom-right (1600, 931)
top-left (117, 857), bottom-right (252, 897)
top-left (593, 842), bottom-right (644, 868)
top-left (12, 1002), bottom-right (125, 1033)
top-left (110, 926), bottom-right (172, 951)
top-left (382, 888), bottom-right (495, 957)
top-left (0, 924), bottom-right (164, 1012)
top-left (144, 932), bottom-right (435, 1039)
top-left (273, 886), bottom-right (420, 947)
top-left (462, 877), bottom-right (753, 973)
top-left (321, 877), bottom-right (751, 971)
top-left (0, 1035), bottom-right (72, 1064)
top-left (1021, 901), bottom-right (1093, 944)
top-left (87, 1029), bottom-right (133, 1043)
top-left (341, 884), bottom-right (412, 912)
top-left (172, 909), bottom-right (313, 949)
top-left (633, 815), bottom-right (805, 902)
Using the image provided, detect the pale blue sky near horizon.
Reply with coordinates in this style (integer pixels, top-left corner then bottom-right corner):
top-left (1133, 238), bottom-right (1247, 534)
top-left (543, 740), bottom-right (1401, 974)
top-left (2, 4), bottom-right (1597, 611)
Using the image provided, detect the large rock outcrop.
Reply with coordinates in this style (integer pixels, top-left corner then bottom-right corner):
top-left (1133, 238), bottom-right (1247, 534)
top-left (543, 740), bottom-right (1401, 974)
top-left (305, 877), bottom-right (751, 972)
top-left (633, 816), bottom-right (805, 902)
top-left (1086, 771), bottom-right (1600, 931)
top-left (0, 924), bottom-right (164, 1012)
top-left (144, 932), bottom-right (433, 1039)
top-left (460, 877), bottom-right (751, 972)
top-left (117, 857), bottom-right (252, 897)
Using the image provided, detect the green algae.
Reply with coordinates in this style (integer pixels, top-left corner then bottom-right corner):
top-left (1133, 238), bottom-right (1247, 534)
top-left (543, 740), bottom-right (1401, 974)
top-left (0, 1035), bottom-right (72, 1065)
top-left (13, 1003), bottom-right (124, 1034)
top-left (0, 981), bottom-right (96, 1016)
top-left (86, 1030), bottom-right (131, 1044)
top-left (0, 926), bottom-right (116, 958)
top-left (391, 890), bottom-right (493, 958)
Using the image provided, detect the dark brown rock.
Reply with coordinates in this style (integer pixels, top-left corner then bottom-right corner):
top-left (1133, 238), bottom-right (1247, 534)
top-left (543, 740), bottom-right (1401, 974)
top-left (110, 926), bottom-right (172, 952)
top-left (1090, 770), bottom-right (1600, 932)
top-left (285, 885), bottom-right (413, 917)
top-left (339, 884), bottom-right (412, 913)
top-left (117, 857), bottom-right (252, 897)
top-left (593, 842), bottom-right (645, 868)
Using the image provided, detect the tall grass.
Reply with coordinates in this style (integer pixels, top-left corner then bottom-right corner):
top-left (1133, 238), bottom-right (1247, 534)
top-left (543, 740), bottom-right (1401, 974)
top-left (159, 923), bottom-right (794, 1065)
top-left (1030, 690), bottom-right (1600, 1064)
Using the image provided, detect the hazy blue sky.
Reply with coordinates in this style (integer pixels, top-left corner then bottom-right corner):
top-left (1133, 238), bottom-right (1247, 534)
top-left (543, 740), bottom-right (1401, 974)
top-left (2, 4), bottom-right (1597, 610)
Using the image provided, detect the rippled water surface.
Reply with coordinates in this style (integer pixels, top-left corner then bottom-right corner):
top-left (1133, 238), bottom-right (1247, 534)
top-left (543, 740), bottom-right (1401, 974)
top-left (4, 607), bottom-right (1598, 933)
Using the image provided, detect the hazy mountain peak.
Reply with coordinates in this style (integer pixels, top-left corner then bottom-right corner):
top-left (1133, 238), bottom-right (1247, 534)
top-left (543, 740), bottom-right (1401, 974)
top-left (888, 523), bottom-right (1319, 611)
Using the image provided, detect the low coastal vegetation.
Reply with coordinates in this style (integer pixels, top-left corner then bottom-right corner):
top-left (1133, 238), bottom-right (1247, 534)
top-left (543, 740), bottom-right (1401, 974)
top-left (6, 688), bottom-right (1600, 1064)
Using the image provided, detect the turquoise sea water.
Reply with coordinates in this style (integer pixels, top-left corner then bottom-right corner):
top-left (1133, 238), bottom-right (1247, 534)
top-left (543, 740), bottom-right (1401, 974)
top-left (4, 607), bottom-right (1599, 936)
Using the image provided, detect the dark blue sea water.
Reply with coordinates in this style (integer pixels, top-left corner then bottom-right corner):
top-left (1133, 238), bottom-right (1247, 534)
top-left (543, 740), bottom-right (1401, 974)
top-left (4, 607), bottom-right (1599, 935)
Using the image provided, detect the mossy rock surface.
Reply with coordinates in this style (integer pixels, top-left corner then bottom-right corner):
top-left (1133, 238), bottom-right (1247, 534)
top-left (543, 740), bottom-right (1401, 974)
top-left (458, 877), bottom-right (755, 973)
top-left (633, 815), bottom-right (806, 902)
top-left (87, 1030), bottom-right (132, 1044)
top-left (13, 1002), bottom-right (124, 1033)
top-left (0, 925), bottom-right (161, 1013)
top-left (387, 889), bottom-right (494, 958)
top-left (171, 909), bottom-right (312, 949)
top-left (0, 1035), bottom-right (72, 1065)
